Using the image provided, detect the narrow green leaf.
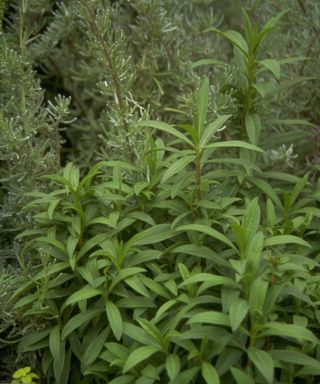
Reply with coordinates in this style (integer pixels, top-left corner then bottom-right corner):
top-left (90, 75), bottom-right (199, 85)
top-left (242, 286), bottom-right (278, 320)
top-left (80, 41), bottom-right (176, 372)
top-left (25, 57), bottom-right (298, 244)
top-left (62, 309), bottom-right (103, 339)
top-left (191, 58), bottom-right (226, 69)
top-left (270, 349), bottom-right (320, 369)
top-left (136, 120), bottom-right (193, 146)
top-left (136, 318), bottom-right (164, 346)
top-left (207, 28), bottom-right (248, 54)
top-left (259, 322), bottom-right (318, 343)
top-left (278, 56), bottom-right (310, 65)
top-left (200, 115), bottom-right (231, 148)
top-left (49, 326), bottom-right (61, 361)
top-left (64, 285), bottom-right (101, 307)
top-left (249, 177), bottom-right (282, 208)
top-left (172, 244), bottom-right (230, 268)
top-left (201, 361), bottom-right (220, 384)
top-left (77, 233), bottom-right (108, 259)
top-left (249, 277), bottom-right (268, 315)
top-left (265, 235), bottom-right (311, 248)
top-left (244, 197), bottom-right (260, 243)
top-left (109, 268), bottom-right (145, 292)
top-left (48, 199), bottom-right (60, 220)
top-left (66, 236), bottom-right (79, 259)
top-left (36, 236), bottom-right (67, 254)
top-left (44, 174), bottom-right (74, 190)
top-left (180, 273), bottom-right (236, 288)
top-left (248, 348), bottom-right (274, 384)
top-left (81, 328), bottom-right (108, 368)
top-left (63, 163), bottom-right (80, 190)
top-left (123, 323), bottom-right (159, 349)
top-left (129, 224), bottom-right (177, 246)
top-left (256, 10), bottom-right (289, 47)
top-left (187, 311), bottom-right (230, 327)
top-left (169, 368), bottom-right (199, 384)
top-left (259, 59), bottom-right (281, 80)
top-left (245, 114), bottom-right (260, 145)
top-left (127, 211), bottom-right (155, 226)
top-left (229, 299), bottom-right (249, 332)
top-left (194, 78), bottom-right (209, 136)
top-left (123, 346), bottom-right (159, 373)
top-left (161, 155), bottom-right (194, 183)
top-left (246, 231), bottom-right (264, 272)
top-left (13, 294), bottom-right (39, 309)
top-left (176, 224), bottom-right (236, 250)
top-left (108, 376), bottom-right (134, 384)
top-left (106, 301), bottom-right (123, 341)
top-left (166, 354), bottom-right (181, 380)
top-left (231, 367), bottom-right (255, 384)
top-left (206, 140), bottom-right (265, 153)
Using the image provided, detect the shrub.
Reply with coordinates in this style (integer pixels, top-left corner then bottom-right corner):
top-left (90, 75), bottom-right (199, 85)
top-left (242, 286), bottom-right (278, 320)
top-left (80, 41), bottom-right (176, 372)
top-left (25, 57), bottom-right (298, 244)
top-left (10, 79), bottom-right (320, 383)
top-left (1, 2), bottom-right (320, 383)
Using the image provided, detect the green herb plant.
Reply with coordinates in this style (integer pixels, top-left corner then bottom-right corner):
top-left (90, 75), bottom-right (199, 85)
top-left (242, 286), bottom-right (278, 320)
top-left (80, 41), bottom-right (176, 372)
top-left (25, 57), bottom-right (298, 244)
top-left (193, 8), bottom-right (314, 174)
top-left (10, 76), bottom-right (320, 383)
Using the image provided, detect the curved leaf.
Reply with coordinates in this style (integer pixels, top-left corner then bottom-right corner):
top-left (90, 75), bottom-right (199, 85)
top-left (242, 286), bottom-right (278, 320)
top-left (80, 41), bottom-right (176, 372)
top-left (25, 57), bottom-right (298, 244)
top-left (123, 346), bottom-right (159, 373)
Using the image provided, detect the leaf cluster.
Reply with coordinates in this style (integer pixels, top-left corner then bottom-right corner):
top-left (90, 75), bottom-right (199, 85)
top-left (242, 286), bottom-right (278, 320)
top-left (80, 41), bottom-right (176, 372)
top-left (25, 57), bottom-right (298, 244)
top-left (9, 79), bottom-right (320, 383)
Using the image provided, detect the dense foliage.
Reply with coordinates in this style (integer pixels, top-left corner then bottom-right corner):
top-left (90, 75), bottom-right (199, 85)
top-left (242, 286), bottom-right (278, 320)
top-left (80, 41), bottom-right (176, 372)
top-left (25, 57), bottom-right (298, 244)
top-left (1, 1), bottom-right (320, 383)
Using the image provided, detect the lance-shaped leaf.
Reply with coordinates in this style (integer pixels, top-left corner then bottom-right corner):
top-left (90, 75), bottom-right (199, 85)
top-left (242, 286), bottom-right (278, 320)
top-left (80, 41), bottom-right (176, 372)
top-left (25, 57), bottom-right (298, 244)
top-left (161, 155), bottom-right (195, 183)
top-left (200, 115), bottom-right (231, 148)
top-left (176, 224), bottom-right (236, 250)
top-left (129, 224), bottom-right (178, 246)
top-left (187, 311), bottom-right (230, 327)
top-left (194, 78), bottom-right (209, 137)
top-left (259, 322), bottom-right (318, 344)
top-left (63, 285), bottom-right (101, 308)
top-left (205, 140), bottom-right (265, 153)
top-left (191, 58), bottom-right (226, 69)
top-left (265, 235), bottom-right (311, 248)
top-left (62, 309), bottom-right (103, 339)
top-left (106, 301), bottom-right (123, 341)
top-left (136, 120), bottom-right (193, 147)
top-left (248, 348), bottom-right (274, 384)
top-left (123, 346), bottom-right (159, 373)
top-left (207, 28), bottom-right (249, 55)
top-left (229, 298), bottom-right (249, 332)
top-left (258, 59), bottom-right (281, 80)
top-left (202, 362), bottom-right (220, 384)
top-left (166, 353), bottom-right (181, 380)
top-left (231, 367), bottom-right (255, 384)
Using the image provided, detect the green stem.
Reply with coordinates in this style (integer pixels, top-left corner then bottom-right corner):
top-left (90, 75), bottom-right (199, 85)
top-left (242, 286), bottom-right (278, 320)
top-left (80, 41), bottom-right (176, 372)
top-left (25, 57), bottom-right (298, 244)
top-left (195, 147), bottom-right (202, 200)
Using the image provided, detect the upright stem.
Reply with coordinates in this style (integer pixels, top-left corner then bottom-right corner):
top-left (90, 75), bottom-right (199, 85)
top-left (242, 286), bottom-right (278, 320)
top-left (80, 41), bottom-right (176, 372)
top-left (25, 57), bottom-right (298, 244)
top-left (83, 2), bottom-right (136, 163)
top-left (243, 56), bottom-right (255, 126)
top-left (84, 3), bottom-right (128, 134)
top-left (195, 147), bottom-right (202, 200)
